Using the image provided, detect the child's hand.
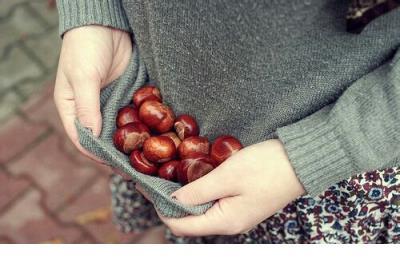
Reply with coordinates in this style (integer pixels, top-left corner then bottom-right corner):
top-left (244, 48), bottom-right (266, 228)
top-left (54, 25), bottom-right (132, 163)
top-left (138, 139), bottom-right (306, 236)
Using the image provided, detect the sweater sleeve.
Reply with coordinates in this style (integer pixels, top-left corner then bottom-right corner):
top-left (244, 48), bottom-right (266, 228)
top-left (56, 0), bottom-right (131, 36)
top-left (276, 49), bottom-right (400, 197)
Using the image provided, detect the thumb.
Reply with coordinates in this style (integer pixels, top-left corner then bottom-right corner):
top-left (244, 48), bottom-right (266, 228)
top-left (71, 76), bottom-right (102, 137)
top-left (171, 168), bottom-right (240, 206)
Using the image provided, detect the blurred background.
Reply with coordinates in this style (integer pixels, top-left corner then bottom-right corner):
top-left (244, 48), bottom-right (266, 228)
top-left (0, 0), bottom-right (163, 244)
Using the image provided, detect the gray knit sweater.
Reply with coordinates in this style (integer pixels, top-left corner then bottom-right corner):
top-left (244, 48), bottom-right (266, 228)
top-left (57, 0), bottom-right (400, 197)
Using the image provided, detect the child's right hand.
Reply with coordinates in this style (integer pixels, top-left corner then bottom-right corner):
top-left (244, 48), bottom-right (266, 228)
top-left (54, 25), bottom-right (132, 163)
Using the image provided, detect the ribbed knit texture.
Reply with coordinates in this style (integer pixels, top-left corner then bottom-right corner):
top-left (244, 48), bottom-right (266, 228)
top-left (277, 107), bottom-right (355, 197)
top-left (57, 0), bottom-right (400, 215)
top-left (278, 53), bottom-right (400, 197)
top-left (56, 0), bottom-right (131, 36)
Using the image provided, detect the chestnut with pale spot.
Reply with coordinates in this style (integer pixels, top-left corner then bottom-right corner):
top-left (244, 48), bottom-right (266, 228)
top-left (132, 85), bottom-right (162, 107)
top-left (158, 160), bottom-right (180, 181)
top-left (116, 106), bottom-right (140, 128)
top-left (113, 84), bottom-right (245, 185)
top-left (177, 153), bottom-right (216, 184)
top-left (113, 122), bottom-right (150, 154)
top-left (178, 136), bottom-right (210, 159)
top-left (161, 132), bottom-right (181, 149)
top-left (139, 100), bottom-right (175, 133)
top-left (129, 150), bottom-right (159, 175)
top-left (143, 136), bottom-right (177, 163)
top-left (174, 114), bottom-right (199, 140)
top-left (211, 135), bottom-right (243, 165)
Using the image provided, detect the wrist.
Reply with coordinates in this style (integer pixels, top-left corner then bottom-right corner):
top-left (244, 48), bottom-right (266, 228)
top-left (268, 139), bottom-right (306, 198)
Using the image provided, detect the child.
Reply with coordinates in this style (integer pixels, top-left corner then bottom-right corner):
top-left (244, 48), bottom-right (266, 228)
top-left (54, 0), bottom-right (400, 243)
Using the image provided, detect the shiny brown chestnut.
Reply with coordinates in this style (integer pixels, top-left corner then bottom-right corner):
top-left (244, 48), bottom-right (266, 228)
top-left (177, 153), bottom-right (216, 184)
top-left (210, 135), bottom-right (243, 165)
top-left (143, 136), bottom-right (177, 163)
top-left (174, 114), bottom-right (199, 140)
top-left (161, 132), bottom-right (181, 149)
top-left (178, 136), bottom-right (210, 159)
top-left (116, 106), bottom-right (140, 128)
top-left (138, 100), bottom-right (175, 133)
top-left (132, 85), bottom-right (162, 107)
top-left (129, 150), bottom-right (158, 176)
top-left (113, 122), bottom-right (150, 154)
top-left (158, 160), bottom-right (180, 181)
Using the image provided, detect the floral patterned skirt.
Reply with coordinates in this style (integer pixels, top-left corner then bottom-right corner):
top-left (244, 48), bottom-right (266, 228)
top-left (110, 167), bottom-right (400, 243)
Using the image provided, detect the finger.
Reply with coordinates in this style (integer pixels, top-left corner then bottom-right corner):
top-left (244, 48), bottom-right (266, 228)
top-left (171, 165), bottom-right (240, 206)
top-left (54, 72), bottom-right (105, 164)
top-left (160, 196), bottom-right (244, 237)
top-left (68, 73), bottom-right (102, 137)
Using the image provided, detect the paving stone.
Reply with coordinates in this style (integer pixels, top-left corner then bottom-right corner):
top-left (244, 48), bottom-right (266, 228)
top-left (0, 0), bottom-right (30, 17)
top-left (21, 88), bottom-right (111, 173)
top-left (0, 3), bottom-right (46, 51)
top-left (58, 178), bottom-right (138, 243)
top-left (16, 74), bottom-right (55, 101)
top-left (0, 0), bottom-right (139, 243)
top-left (0, 45), bottom-right (44, 91)
top-left (0, 115), bottom-right (48, 163)
top-left (0, 91), bottom-right (21, 123)
top-left (20, 84), bottom-right (112, 174)
top-left (59, 178), bottom-right (111, 222)
top-left (24, 26), bottom-right (60, 71)
top-left (0, 188), bottom-right (83, 243)
top-left (29, 0), bottom-right (59, 26)
top-left (7, 134), bottom-right (98, 211)
top-left (83, 218), bottom-right (138, 243)
top-left (0, 235), bottom-right (16, 243)
top-left (60, 135), bottom-right (114, 173)
top-left (0, 170), bottom-right (31, 211)
top-left (21, 83), bottom-right (65, 133)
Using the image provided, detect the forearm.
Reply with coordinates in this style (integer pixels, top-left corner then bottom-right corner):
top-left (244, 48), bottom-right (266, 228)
top-left (277, 50), bottom-right (400, 197)
top-left (56, 0), bottom-right (131, 36)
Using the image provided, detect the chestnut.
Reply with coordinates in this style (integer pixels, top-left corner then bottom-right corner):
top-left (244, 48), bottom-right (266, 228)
top-left (143, 136), bottom-right (177, 163)
top-left (132, 85), bottom-right (162, 107)
top-left (210, 135), bottom-right (243, 165)
top-left (158, 160), bottom-right (180, 181)
top-left (113, 122), bottom-right (150, 154)
top-left (116, 106), bottom-right (140, 128)
top-left (177, 153), bottom-right (216, 184)
top-left (178, 136), bottom-right (210, 159)
top-left (161, 132), bottom-right (181, 149)
top-left (129, 150), bottom-right (158, 176)
top-left (138, 100), bottom-right (175, 133)
top-left (174, 114), bottom-right (199, 140)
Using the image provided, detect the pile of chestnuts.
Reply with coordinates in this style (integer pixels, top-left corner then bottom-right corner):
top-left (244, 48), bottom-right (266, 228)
top-left (113, 85), bottom-right (243, 185)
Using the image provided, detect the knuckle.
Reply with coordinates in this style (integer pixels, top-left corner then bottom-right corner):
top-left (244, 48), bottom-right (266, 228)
top-left (75, 104), bottom-right (91, 115)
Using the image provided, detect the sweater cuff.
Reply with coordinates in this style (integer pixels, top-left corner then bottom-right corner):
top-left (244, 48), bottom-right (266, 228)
top-left (56, 0), bottom-right (131, 36)
top-left (276, 107), bottom-right (356, 197)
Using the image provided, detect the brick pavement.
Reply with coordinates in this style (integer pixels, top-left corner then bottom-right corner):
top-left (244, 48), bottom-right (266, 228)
top-left (0, 0), bottom-right (165, 243)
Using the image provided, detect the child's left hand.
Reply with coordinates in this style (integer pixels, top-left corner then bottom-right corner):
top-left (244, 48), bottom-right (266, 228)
top-left (137, 139), bottom-right (306, 237)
